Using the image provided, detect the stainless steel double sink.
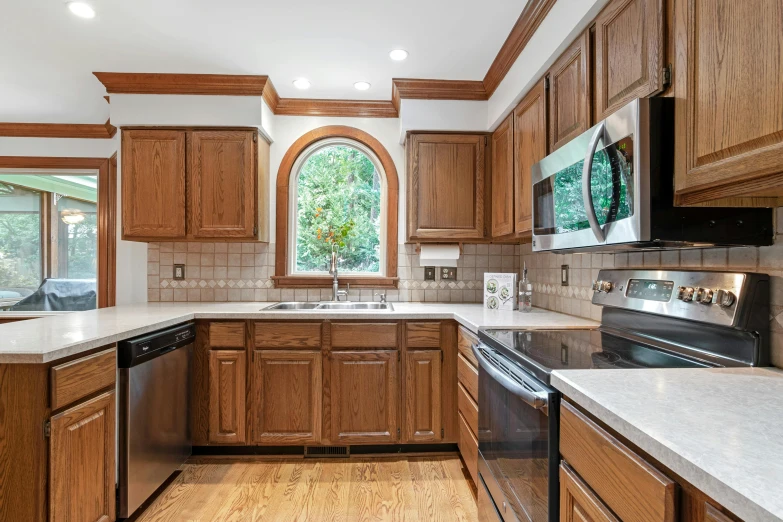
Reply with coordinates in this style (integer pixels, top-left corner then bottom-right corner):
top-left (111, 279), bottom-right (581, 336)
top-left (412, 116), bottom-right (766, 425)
top-left (263, 302), bottom-right (394, 311)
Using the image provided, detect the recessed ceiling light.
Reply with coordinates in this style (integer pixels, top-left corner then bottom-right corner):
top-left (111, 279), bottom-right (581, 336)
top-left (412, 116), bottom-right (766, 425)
top-left (354, 81), bottom-right (371, 91)
top-left (67, 2), bottom-right (95, 18)
top-left (389, 49), bottom-right (409, 61)
top-left (292, 78), bottom-right (311, 90)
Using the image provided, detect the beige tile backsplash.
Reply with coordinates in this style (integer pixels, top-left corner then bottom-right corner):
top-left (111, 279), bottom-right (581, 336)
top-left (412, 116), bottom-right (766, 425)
top-left (147, 242), bottom-right (521, 304)
top-left (521, 208), bottom-right (783, 367)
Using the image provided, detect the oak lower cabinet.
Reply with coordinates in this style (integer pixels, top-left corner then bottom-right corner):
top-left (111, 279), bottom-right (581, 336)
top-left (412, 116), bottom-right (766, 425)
top-left (252, 350), bottom-right (322, 444)
top-left (50, 391), bottom-right (116, 522)
top-left (330, 350), bottom-right (399, 444)
top-left (406, 133), bottom-right (488, 241)
top-left (121, 128), bottom-right (269, 241)
top-left (208, 350), bottom-right (246, 444)
top-left (673, 0), bottom-right (783, 205)
top-left (403, 350), bottom-right (442, 442)
top-left (560, 463), bottom-right (619, 522)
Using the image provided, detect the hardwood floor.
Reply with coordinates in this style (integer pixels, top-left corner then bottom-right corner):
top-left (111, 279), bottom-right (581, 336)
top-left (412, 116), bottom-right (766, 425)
top-left (135, 456), bottom-right (478, 522)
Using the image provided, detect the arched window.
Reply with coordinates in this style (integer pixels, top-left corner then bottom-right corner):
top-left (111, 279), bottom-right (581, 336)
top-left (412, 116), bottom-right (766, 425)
top-left (274, 126), bottom-right (398, 288)
top-left (290, 139), bottom-right (386, 275)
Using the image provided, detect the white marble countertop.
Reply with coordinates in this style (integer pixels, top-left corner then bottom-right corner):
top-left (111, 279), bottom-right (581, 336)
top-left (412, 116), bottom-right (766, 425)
top-left (0, 302), bottom-right (597, 363)
top-left (552, 367), bottom-right (783, 522)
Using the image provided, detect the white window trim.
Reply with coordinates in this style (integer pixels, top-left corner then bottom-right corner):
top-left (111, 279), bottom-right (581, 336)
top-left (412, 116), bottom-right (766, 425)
top-left (287, 137), bottom-right (388, 277)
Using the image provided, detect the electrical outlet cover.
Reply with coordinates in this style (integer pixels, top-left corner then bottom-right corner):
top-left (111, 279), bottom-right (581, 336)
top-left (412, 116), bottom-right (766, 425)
top-left (424, 266), bottom-right (436, 281)
top-left (441, 267), bottom-right (457, 280)
top-left (173, 264), bottom-right (185, 280)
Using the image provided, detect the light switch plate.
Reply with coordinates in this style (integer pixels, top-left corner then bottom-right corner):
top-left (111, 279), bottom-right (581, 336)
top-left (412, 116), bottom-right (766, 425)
top-left (173, 264), bottom-right (185, 280)
top-left (441, 267), bottom-right (457, 280)
top-left (561, 265), bottom-right (569, 286)
top-left (424, 266), bottom-right (436, 281)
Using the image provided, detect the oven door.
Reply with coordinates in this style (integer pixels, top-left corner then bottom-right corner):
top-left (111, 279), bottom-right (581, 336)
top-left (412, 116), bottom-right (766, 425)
top-left (473, 343), bottom-right (559, 522)
top-left (531, 98), bottom-right (647, 252)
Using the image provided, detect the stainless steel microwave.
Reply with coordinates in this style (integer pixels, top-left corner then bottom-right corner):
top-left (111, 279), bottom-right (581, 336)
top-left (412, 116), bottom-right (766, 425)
top-left (531, 98), bottom-right (773, 252)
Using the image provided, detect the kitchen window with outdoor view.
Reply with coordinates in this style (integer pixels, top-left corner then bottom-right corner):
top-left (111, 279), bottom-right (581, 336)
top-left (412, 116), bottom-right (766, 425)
top-left (289, 138), bottom-right (386, 276)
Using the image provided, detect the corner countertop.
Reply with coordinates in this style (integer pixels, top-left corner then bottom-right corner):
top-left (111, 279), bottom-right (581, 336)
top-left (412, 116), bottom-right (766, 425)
top-left (0, 302), bottom-right (597, 364)
top-left (551, 367), bottom-right (783, 522)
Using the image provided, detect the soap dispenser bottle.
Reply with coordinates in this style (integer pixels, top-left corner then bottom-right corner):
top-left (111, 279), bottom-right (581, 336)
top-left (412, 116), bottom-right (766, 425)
top-left (519, 262), bottom-right (533, 313)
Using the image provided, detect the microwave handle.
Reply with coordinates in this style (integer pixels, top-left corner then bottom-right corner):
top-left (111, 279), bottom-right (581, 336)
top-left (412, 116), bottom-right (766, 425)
top-left (471, 343), bottom-right (549, 410)
top-left (581, 121), bottom-right (607, 243)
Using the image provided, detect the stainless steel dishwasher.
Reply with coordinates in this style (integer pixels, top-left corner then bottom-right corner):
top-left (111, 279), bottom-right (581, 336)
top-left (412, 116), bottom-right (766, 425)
top-left (117, 322), bottom-right (194, 518)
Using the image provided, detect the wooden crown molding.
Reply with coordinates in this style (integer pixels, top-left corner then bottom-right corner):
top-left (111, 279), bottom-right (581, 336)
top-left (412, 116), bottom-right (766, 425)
top-left (275, 98), bottom-right (398, 118)
top-left (482, 0), bottom-right (557, 96)
top-left (391, 79), bottom-right (488, 111)
top-left (93, 72), bottom-right (270, 96)
top-left (261, 78), bottom-right (280, 112)
top-left (0, 122), bottom-right (115, 139)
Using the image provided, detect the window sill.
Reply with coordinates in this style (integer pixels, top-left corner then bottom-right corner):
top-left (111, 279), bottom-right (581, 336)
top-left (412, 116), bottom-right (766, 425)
top-left (271, 275), bottom-right (399, 289)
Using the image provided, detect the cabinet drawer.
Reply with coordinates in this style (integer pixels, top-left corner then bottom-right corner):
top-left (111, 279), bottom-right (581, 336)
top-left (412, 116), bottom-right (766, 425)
top-left (457, 353), bottom-right (478, 402)
top-left (406, 322), bottom-right (441, 348)
top-left (331, 323), bottom-right (398, 348)
top-left (50, 348), bottom-right (116, 410)
top-left (457, 382), bottom-right (478, 438)
top-left (209, 322), bottom-right (246, 348)
top-left (457, 326), bottom-right (478, 367)
top-left (458, 411), bottom-right (478, 485)
top-left (254, 322), bottom-right (321, 348)
top-left (560, 401), bottom-right (677, 522)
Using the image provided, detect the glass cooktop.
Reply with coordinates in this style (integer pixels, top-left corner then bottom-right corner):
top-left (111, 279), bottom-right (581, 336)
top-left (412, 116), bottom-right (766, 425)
top-left (478, 328), bottom-right (710, 384)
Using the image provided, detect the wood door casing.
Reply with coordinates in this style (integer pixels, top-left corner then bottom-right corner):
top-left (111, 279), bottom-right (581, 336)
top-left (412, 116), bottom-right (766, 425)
top-left (49, 390), bottom-right (116, 522)
top-left (594, 0), bottom-right (664, 120)
top-left (674, 0), bottom-right (783, 204)
top-left (121, 129), bottom-right (186, 239)
top-left (491, 114), bottom-right (515, 237)
top-left (513, 79), bottom-right (547, 235)
top-left (560, 463), bottom-right (620, 522)
top-left (403, 350), bottom-right (442, 442)
top-left (330, 350), bottom-right (398, 444)
top-left (208, 350), bottom-right (246, 444)
top-left (252, 350), bottom-right (322, 444)
top-left (188, 130), bottom-right (256, 238)
top-left (407, 133), bottom-right (486, 240)
top-left (548, 31), bottom-right (592, 151)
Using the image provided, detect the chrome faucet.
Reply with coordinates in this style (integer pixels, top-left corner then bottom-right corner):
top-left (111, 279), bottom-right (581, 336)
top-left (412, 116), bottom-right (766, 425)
top-left (375, 291), bottom-right (387, 303)
top-left (329, 249), bottom-right (349, 301)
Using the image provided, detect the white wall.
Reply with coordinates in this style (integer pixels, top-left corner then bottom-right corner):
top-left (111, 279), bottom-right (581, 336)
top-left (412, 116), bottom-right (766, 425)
top-left (398, 99), bottom-right (488, 142)
top-left (267, 115), bottom-right (406, 244)
top-left (0, 136), bottom-right (117, 158)
top-left (110, 94), bottom-right (265, 128)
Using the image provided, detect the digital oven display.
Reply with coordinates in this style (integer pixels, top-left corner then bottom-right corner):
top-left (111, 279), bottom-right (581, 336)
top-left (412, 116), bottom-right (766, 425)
top-left (626, 279), bottom-right (674, 302)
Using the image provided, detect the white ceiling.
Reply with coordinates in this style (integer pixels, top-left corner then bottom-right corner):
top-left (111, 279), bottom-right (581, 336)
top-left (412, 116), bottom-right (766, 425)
top-left (0, 0), bottom-right (525, 124)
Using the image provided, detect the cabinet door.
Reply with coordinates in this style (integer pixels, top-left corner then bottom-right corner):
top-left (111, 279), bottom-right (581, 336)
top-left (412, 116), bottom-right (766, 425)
top-left (189, 130), bottom-right (256, 238)
top-left (404, 350), bottom-right (442, 442)
top-left (594, 0), bottom-right (664, 120)
top-left (209, 350), bottom-right (246, 444)
top-left (548, 31), bottom-right (591, 151)
top-left (491, 115), bottom-right (515, 238)
top-left (252, 350), bottom-right (321, 444)
top-left (513, 79), bottom-right (547, 235)
top-left (560, 463), bottom-right (620, 522)
top-left (407, 133), bottom-right (486, 240)
top-left (674, 0), bottom-right (783, 205)
top-left (50, 390), bottom-right (116, 522)
top-left (121, 129), bottom-right (186, 239)
top-left (330, 351), bottom-right (398, 444)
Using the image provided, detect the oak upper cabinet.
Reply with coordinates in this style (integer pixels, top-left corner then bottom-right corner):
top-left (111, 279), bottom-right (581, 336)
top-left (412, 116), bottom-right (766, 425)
top-left (49, 390), bottom-right (116, 522)
top-left (407, 133), bottom-right (487, 240)
top-left (330, 350), bottom-right (398, 444)
top-left (560, 464), bottom-right (619, 522)
top-left (491, 115), bottom-right (515, 238)
top-left (188, 130), bottom-right (257, 238)
top-left (252, 350), bottom-right (322, 445)
top-left (208, 350), bottom-right (246, 444)
top-left (121, 129), bottom-right (186, 239)
top-left (513, 80), bottom-right (547, 236)
top-left (403, 350), bottom-right (442, 442)
top-left (593, 0), bottom-right (665, 120)
top-left (548, 30), bottom-right (591, 151)
top-left (674, 0), bottom-right (783, 205)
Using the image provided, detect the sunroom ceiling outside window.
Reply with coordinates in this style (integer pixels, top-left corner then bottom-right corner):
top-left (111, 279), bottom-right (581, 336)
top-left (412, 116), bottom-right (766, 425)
top-left (290, 138), bottom-right (386, 276)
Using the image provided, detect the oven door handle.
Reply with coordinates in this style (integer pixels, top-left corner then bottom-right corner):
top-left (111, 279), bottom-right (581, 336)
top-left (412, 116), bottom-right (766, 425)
top-left (581, 121), bottom-right (606, 243)
top-left (471, 344), bottom-right (549, 410)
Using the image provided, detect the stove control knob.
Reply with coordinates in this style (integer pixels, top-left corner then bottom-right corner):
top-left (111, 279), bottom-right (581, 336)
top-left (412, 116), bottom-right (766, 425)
top-left (716, 289), bottom-right (736, 308)
top-left (699, 288), bottom-right (714, 304)
top-left (678, 287), bottom-right (695, 302)
top-left (599, 281), bottom-right (613, 293)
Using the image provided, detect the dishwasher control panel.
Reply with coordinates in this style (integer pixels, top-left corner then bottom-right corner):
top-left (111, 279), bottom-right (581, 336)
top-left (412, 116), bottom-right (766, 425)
top-left (118, 322), bottom-right (196, 368)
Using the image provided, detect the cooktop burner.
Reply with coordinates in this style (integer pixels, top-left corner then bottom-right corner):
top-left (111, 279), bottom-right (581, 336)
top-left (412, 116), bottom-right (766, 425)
top-left (478, 328), bottom-right (710, 384)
